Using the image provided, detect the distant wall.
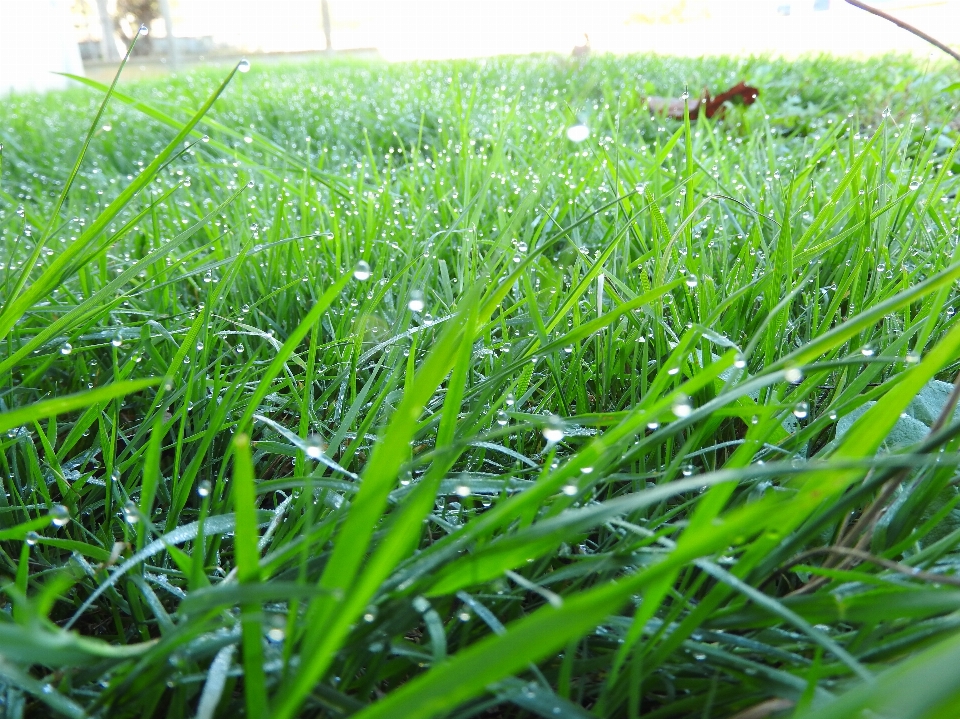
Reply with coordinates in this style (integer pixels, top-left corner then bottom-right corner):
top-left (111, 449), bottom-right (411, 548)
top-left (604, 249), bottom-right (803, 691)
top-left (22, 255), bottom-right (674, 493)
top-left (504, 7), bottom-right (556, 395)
top-left (0, 0), bottom-right (85, 95)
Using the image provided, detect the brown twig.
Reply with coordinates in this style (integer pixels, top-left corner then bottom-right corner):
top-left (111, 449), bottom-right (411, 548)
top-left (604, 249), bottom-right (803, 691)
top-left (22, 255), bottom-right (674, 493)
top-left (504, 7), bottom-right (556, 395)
top-left (844, 0), bottom-right (960, 64)
top-left (728, 699), bottom-right (796, 719)
top-left (786, 367), bottom-right (960, 597)
top-left (786, 545), bottom-right (960, 588)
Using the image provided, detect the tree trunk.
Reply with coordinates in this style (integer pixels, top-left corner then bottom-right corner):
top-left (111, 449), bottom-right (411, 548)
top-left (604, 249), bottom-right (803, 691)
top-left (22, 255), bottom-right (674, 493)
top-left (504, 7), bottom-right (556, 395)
top-left (321, 0), bottom-right (333, 53)
top-left (95, 0), bottom-right (119, 60)
top-left (158, 0), bottom-right (179, 68)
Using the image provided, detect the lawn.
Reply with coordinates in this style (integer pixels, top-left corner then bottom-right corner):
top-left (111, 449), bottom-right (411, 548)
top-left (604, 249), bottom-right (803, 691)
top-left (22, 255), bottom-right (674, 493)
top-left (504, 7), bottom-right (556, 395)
top-left (2, 48), bottom-right (960, 718)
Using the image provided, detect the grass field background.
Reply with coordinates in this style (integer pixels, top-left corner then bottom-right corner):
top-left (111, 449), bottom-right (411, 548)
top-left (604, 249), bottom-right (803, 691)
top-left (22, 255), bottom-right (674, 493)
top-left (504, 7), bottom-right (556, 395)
top-left (2, 50), bottom-right (960, 718)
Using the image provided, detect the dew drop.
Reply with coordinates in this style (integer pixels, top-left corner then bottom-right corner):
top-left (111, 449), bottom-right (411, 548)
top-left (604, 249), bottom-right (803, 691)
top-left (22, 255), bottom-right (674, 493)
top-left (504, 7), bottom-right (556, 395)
top-left (860, 343), bottom-right (875, 357)
top-left (542, 416), bottom-right (565, 444)
top-left (784, 366), bottom-right (803, 383)
top-left (50, 504), bottom-right (70, 527)
top-left (671, 394), bottom-right (693, 418)
top-left (25, 531), bottom-right (40, 546)
top-left (565, 124), bottom-right (589, 143)
top-left (306, 436), bottom-right (325, 459)
top-left (793, 401), bottom-right (809, 419)
top-left (407, 290), bottom-right (425, 312)
top-left (123, 501), bottom-right (139, 524)
top-left (60, 342), bottom-right (73, 355)
top-left (685, 272), bottom-right (698, 288)
top-left (733, 353), bottom-right (747, 369)
top-left (237, 58), bottom-right (251, 73)
top-left (905, 350), bottom-right (921, 364)
top-left (561, 484), bottom-right (578, 496)
top-left (138, 23), bottom-right (149, 35)
top-left (454, 485), bottom-right (471, 498)
top-left (197, 480), bottom-right (212, 498)
top-left (353, 260), bottom-right (371, 281)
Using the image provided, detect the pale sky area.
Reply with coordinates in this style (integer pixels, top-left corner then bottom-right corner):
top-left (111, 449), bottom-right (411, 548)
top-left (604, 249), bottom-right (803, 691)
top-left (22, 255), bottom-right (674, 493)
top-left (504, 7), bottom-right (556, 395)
top-left (2, 0), bottom-right (960, 93)
top-left (173, 0), bottom-right (960, 60)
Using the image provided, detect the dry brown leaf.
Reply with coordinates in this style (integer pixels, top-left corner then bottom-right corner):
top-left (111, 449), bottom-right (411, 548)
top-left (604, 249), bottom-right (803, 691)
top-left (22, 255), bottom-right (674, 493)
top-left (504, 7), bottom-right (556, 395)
top-left (647, 81), bottom-right (759, 120)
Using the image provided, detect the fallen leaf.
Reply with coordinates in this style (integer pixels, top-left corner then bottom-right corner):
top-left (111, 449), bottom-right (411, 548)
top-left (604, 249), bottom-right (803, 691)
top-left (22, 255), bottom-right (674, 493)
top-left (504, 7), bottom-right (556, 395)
top-left (647, 81), bottom-right (759, 120)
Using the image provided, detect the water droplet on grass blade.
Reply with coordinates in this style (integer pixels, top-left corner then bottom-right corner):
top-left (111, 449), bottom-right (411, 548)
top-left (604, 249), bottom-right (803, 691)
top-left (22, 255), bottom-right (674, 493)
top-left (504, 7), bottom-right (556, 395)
top-left (733, 353), bottom-right (747, 369)
top-left (50, 504), bottom-right (70, 527)
top-left (197, 480), bottom-right (212, 498)
top-left (25, 531), bottom-right (40, 546)
top-left (306, 437), bottom-right (325, 459)
top-left (123, 501), bottom-right (139, 524)
top-left (542, 416), bottom-right (565, 444)
top-left (407, 290), bottom-right (425, 312)
top-left (566, 124), bottom-right (589, 143)
top-left (353, 260), bottom-right (371, 281)
top-left (562, 484), bottom-right (578, 496)
top-left (861, 343), bottom-right (875, 357)
top-left (454, 485), bottom-right (471, 498)
top-left (237, 58), bottom-right (251, 73)
top-left (785, 366), bottom-right (803, 383)
top-left (685, 273), bottom-right (698, 288)
top-left (793, 402), bottom-right (809, 419)
top-left (672, 394), bottom-right (692, 418)
top-left (60, 342), bottom-right (73, 355)
top-left (138, 23), bottom-right (149, 35)
top-left (905, 350), bottom-right (921, 364)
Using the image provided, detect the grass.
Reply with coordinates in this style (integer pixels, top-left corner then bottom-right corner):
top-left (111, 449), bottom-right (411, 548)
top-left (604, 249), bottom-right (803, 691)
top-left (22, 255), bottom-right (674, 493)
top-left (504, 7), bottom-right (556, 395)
top-left (1, 47), bottom-right (960, 718)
